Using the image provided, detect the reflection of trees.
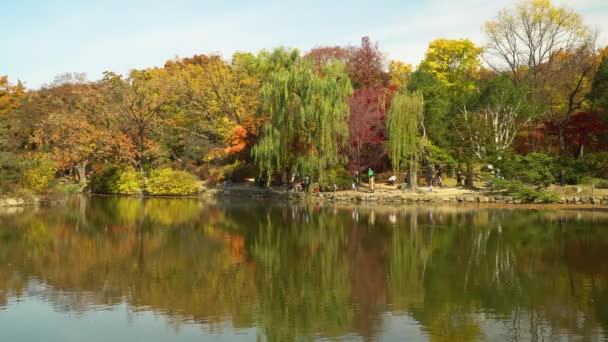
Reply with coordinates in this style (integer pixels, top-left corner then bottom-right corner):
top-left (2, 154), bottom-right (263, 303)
top-left (388, 210), bottom-right (430, 312)
top-left (0, 196), bottom-right (257, 332)
top-left (1, 199), bottom-right (608, 341)
top-left (252, 205), bottom-right (353, 341)
top-left (384, 207), bottom-right (608, 341)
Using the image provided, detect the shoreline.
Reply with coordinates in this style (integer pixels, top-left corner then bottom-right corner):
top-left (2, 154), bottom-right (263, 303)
top-left (214, 187), bottom-right (608, 207)
top-left (3, 187), bottom-right (607, 209)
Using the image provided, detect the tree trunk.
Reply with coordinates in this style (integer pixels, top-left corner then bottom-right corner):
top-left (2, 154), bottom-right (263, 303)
top-left (528, 122), bottom-right (536, 153)
top-left (76, 162), bottom-right (87, 186)
top-left (138, 126), bottom-right (146, 194)
top-left (558, 123), bottom-right (567, 157)
top-left (466, 162), bottom-right (474, 188)
top-left (408, 159), bottom-right (418, 191)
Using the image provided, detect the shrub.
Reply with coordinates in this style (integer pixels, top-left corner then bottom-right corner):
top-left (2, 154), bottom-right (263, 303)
top-left (0, 152), bottom-right (22, 194)
top-left (90, 166), bottom-right (142, 195)
top-left (488, 178), bottom-right (559, 202)
top-left (325, 168), bottom-right (352, 190)
top-left (146, 169), bottom-right (199, 196)
top-left (21, 155), bottom-right (55, 193)
top-left (225, 161), bottom-right (257, 182)
top-left (56, 183), bottom-right (83, 194)
top-left (501, 153), bottom-right (558, 186)
top-left (577, 152), bottom-right (608, 179)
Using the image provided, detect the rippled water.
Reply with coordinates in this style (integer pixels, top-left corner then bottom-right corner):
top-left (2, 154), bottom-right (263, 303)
top-left (1, 196), bottom-right (607, 341)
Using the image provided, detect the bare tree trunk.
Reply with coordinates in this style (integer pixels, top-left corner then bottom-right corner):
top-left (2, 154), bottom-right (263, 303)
top-left (528, 122), bottom-right (536, 153)
top-left (138, 126), bottom-right (146, 194)
top-left (558, 123), bottom-right (567, 157)
top-left (466, 162), bottom-right (474, 188)
top-left (76, 162), bottom-right (87, 186)
top-left (409, 158), bottom-right (418, 191)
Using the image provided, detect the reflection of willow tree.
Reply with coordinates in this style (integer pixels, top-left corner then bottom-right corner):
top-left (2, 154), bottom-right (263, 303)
top-left (388, 210), bottom-right (431, 312)
top-left (252, 205), bottom-right (352, 341)
top-left (390, 209), bottom-right (482, 341)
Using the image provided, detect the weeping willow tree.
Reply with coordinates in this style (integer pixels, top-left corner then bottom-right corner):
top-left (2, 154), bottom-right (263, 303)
top-left (252, 48), bottom-right (353, 186)
top-left (386, 90), bottom-right (424, 190)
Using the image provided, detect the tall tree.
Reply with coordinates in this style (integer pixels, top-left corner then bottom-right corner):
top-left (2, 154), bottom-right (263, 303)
top-left (347, 87), bottom-right (395, 171)
top-left (418, 38), bottom-right (482, 93)
top-left (0, 76), bottom-right (25, 150)
top-left (543, 46), bottom-right (598, 155)
top-left (32, 73), bottom-right (130, 185)
top-left (386, 90), bottom-right (424, 190)
top-left (305, 46), bottom-right (352, 73)
top-left (483, 0), bottom-right (592, 152)
top-left (347, 36), bottom-right (389, 89)
top-left (588, 53), bottom-right (608, 111)
top-left (0, 76), bottom-right (26, 193)
top-left (103, 69), bottom-right (171, 185)
top-left (407, 70), bottom-right (452, 149)
top-left (162, 53), bottom-right (261, 164)
top-left (252, 48), bottom-right (353, 185)
top-left (388, 60), bottom-right (413, 89)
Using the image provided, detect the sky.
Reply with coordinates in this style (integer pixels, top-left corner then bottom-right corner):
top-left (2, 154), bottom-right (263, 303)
top-left (2, 0), bottom-right (608, 89)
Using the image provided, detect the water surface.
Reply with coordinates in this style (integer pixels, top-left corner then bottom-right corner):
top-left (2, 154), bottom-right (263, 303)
top-left (1, 196), bottom-right (607, 341)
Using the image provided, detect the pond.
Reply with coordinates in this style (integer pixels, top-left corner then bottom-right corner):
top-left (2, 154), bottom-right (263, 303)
top-left (1, 196), bottom-right (607, 341)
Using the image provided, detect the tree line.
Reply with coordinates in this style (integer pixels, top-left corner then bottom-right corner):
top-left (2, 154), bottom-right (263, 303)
top-left (1, 0), bottom-right (607, 195)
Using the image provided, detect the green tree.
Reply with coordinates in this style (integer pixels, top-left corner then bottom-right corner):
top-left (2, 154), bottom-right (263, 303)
top-left (407, 70), bottom-right (453, 149)
top-left (252, 48), bottom-right (353, 186)
top-left (386, 89), bottom-right (424, 190)
top-left (588, 55), bottom-right (608, 111)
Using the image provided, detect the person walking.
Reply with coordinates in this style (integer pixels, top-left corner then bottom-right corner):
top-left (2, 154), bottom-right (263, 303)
top-left (456, 170), bottom-right (463, 187)
top-left (368, 168), bottom-right (375, 193)
top-left (436, 168), bottom-right (443, 188)
top-left (303, 176), bottom-right (310, 192)
top-left (352, 170), bottom-right (360, 192)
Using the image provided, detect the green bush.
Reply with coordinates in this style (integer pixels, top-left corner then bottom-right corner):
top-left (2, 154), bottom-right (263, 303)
top-left (577, 152), bottom-right (608, 179)
top-left (501, 153), bottom-right (558, 186)
top-left (488, 178), bottom-right (559, 202)
top-left (21, 156), bottom-right (55, 193)
top-left (62, 183), bottom-right (84, 194)
top-left (325, 168), bottom-right (352, 190)
top-left (0, 152), bottom-right (22, 194)
top-left (90, 166), bottom-right (142, 195)
top-left (146, 169), bottom-right (199, 196)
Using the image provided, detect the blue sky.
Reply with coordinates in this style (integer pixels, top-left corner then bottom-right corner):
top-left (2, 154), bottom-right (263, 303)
top-left (2, 0), bottom-right (607, 88)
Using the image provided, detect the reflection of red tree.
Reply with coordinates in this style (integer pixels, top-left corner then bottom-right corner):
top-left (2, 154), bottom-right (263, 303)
top-left (347, 223), bottom-right (388, 341)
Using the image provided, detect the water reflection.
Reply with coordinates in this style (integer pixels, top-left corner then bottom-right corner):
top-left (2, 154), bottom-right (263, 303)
top-left (1, 196), bottom-right (607, 341)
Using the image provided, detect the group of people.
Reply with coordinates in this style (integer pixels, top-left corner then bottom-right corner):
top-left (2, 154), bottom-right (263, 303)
top-left (351, 166), bottom-right (472, 193)
top-left (289, 166), bottom-right (476, 194)
top-left (289, 173), bottom-right (311, 192)
top-left (351, 168), bottom-right (377, 192)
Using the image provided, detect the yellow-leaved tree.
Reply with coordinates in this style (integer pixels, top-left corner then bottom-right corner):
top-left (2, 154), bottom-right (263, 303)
top-left (418, 38), bottom-right (482, 93)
